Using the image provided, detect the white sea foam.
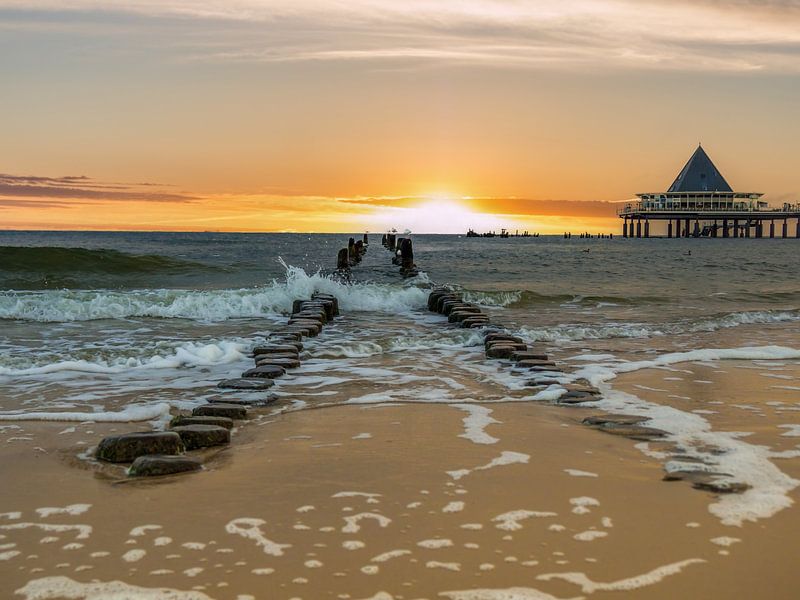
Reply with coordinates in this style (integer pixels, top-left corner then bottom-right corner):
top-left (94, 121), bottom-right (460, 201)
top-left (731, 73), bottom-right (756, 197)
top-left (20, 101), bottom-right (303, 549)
top-left (443, 502), bottom-right (465, 513)
top-left (454, 404), bottom-right (499, 445)
top-left (35, 505), bottom-right (91, 518)
top-left (493, 510), bottom-right (557, 531)
top-left (0, 266), bottom-right (428, 323)
top-left (14, 576), bottom-right (214, 599)
top-left (0, 523), bottom-right (92, 540)
top-left (571, 346), bottom-right (800, 526)
top-left (441, 587), bottom-right (576, 600)
top-left (778, 425), bottom-right (800, 437)
top-left (418, 538), bottom-right (454, 549)
top-left (573, 530), bottom-right (607, 542)
top-left (537, 558), bottom-right (706, 593)
top-left (519, 311), bottom-right (800, 343)
top-left (0, 403), bottom-right (172, 423)
top-left (426, 561), bottom-right (460, 571)
top-left (122, 549), bottom-right (146, 562)
top-left (0, 341), bottom-right (246, 378)
top-left (225, 518), bottom-right (290, 557)
top-left (371, 549), bottom-right (411, 563)
top-left (332, 492), bottom-right (381, 505)
top-left (447, 451), bottom-right (530, 481)
top-left (710, 536), bottom-right (741, 547)
top-left (342, 513), bottom-right (391, 534)
top-left (563, 469), bottom-right (598, 478)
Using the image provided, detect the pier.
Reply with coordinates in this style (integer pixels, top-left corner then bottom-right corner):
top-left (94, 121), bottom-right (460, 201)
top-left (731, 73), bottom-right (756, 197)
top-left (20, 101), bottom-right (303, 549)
top-left (619, 145), bottom-right (800, 238)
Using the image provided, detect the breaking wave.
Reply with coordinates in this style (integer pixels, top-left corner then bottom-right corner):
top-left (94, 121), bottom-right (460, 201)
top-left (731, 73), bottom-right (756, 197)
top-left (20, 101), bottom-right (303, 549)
top-left (0, 265), bottom-right (428, 322)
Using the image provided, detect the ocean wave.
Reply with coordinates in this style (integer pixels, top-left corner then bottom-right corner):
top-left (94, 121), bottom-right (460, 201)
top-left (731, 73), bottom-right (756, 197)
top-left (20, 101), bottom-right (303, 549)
top-left (0, 246), bottom-right (218, 289)
top-left (0, 265), bottom-right (429, 322)
top-left (460, 289), bottom-right (662, 308)
top-left (0, 340), bottom-right (247, 377)
top-left (519, 309), bottom-right (800, 343)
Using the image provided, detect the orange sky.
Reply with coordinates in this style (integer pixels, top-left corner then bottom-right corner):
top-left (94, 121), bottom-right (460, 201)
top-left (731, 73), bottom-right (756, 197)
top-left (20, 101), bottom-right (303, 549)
top-left (2, 1), bottom-right (799, 233)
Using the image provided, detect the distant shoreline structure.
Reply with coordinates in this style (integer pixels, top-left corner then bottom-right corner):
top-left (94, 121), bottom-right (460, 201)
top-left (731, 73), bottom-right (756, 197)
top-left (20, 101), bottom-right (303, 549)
top-left (620, 145), bottom-right (800, 239)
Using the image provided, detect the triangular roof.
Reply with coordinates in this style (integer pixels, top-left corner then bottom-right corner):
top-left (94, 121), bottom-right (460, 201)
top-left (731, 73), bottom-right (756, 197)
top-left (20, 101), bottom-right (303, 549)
top-left (668, 145), bottom-right (733, 193)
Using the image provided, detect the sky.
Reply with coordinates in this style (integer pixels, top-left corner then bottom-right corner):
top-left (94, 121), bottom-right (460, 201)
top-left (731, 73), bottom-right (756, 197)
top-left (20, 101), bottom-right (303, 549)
top-left (1, 0), bottom-right (799, 233)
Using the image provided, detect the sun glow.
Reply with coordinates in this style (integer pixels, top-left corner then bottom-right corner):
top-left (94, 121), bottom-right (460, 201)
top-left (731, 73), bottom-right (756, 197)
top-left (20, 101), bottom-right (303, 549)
top-left (365, 198), bottom-right (513, 234)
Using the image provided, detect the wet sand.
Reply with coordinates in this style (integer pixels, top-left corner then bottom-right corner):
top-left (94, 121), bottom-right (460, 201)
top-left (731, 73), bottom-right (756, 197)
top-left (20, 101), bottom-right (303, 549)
top-left (2, 357), bottom-right (799, 599)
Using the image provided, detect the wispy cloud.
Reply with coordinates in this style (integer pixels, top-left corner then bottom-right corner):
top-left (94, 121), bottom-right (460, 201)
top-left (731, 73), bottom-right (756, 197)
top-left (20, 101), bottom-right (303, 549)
top-left (0, 173), bottom-right (198, 206)
top-left (3, 1), bottom-right (800, 71)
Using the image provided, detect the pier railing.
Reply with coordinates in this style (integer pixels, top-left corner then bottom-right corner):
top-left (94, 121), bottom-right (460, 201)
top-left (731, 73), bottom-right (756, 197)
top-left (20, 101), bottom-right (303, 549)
top-left (617, 200), bottom-right (800, 216)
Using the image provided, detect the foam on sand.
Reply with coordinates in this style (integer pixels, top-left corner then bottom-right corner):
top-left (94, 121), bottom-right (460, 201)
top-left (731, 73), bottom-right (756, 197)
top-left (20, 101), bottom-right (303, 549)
top-left (14, 576), bottom-right (214, 599)
top-left (572, 345), bottom-right (800, 526)
top-left (332, 491), bottom-right (382, 504)
top-left (371, 549), bottom-right (412, 563)
top-left (426, 561), bottom-right (461, 571)
top-left (573, 531), bottom-right (608, 542)
top-left (453, 404), bottom-right (500, 445)
top-left (563, 469), bottom-right (598, 478)
top-left (447, 451), bottom-right (530, 481)
top-left (418, 538), bottom-right (454, 549)
top-left (342, 513), bottom-right (391, 534)
top-left (35, 505), bottom-right (91, 518)
top-left (538, 558), bottom-right (706, 593)
top-left (441, 587), bottom-right (584, 600)
top-left (493, 510), bottom-right (557, 531)
top-left (442, 502), bottom-right (465, 513)
top-left (0, 522), bottom-right (92, 540)
top-left (225, 518), bottom-right (291, 557)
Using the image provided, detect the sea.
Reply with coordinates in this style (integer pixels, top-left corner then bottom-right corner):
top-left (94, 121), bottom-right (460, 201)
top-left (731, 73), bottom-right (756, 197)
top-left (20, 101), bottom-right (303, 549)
top-left (1, 230), bottom-right (799, 526)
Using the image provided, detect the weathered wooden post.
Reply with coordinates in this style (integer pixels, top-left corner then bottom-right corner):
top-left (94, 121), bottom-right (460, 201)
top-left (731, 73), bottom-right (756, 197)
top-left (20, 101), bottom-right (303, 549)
top-left (348, 237), bottom-right (356, 264)
top-left (337, 248), bottom-right (350, 270)
top-left (354, 240), bottom-right (364, 260)
top-left (382, 233), bottom-right (387, 247)
top-left (363, 233), bottom-right (369, 246)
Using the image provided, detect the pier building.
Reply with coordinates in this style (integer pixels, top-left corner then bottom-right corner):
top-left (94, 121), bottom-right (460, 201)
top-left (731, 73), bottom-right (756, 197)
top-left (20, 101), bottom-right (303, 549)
top-left (619, 145), bottom-right (800, 238)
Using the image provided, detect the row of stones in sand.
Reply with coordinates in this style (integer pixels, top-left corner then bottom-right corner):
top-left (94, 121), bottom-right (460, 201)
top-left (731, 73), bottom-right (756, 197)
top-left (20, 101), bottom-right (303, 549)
top-left (427, 287), bottom-right (743, 494)
top-left (93, 293), bottom-right (340, 479)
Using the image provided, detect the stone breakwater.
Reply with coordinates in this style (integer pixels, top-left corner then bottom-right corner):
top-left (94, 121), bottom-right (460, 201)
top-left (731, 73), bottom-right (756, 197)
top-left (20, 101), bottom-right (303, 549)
top-left (425, 286), bottom-right (752, 497)
top-left (92, 292), bottom-right (341, 479)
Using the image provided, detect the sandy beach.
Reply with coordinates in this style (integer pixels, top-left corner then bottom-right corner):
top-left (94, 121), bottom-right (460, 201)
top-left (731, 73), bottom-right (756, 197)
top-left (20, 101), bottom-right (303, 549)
top-left (2, 342), bottom-right (798, 599)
